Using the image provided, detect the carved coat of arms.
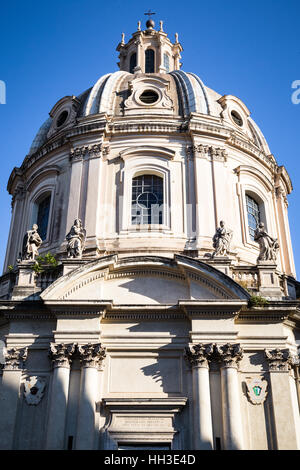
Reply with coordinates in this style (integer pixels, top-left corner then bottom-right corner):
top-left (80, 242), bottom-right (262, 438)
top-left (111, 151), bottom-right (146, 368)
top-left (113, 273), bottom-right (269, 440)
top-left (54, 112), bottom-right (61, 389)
top-left (246, 377), bottom-right (268, 405)
top-left (24, 376), bottom-right (46, 405)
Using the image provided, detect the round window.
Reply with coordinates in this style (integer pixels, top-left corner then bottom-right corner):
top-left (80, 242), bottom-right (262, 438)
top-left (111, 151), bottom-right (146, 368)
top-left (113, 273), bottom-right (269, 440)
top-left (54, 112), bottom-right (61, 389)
top-left (56, 110), bottom-right (69, 128)
top-left (137, 192), bottom-right (158, 209)
top-left (231, 110), bottom-right (243, 127)
top-left (139, 90), bottom-right (159, 104)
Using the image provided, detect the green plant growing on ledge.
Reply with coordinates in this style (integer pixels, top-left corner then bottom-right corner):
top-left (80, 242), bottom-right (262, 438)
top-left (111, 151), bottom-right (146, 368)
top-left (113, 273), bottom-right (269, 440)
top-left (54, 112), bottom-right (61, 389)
top-left (32, 252), bottom-right (58, 274)
top-left (236, 280), bottom-right (251, 293)
top-left (249, 295), bottom-right (269, 307)
top-left (7, 265), bottom-right (14, 272)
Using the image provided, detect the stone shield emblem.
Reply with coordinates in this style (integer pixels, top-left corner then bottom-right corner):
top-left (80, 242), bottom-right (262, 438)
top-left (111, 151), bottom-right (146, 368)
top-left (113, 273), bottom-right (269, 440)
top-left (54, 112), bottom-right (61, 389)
top-left (24, 376), bottom-right (46, 405)
top-left (246, 377), bottom-right (268, 405)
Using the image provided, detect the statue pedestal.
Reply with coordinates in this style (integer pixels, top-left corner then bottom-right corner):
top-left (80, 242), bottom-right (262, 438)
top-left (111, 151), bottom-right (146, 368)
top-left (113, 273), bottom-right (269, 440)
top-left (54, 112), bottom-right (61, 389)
top-left (204, 257), bottom-right (234, 276)
top-left (11, 262), bottom-right (39, 300)
top-left (15, 262), bottom-right (36, 287)
top-left (61, 259), bottom-right (88, 276)
top-left (257, 262), bottom-right (282, 299)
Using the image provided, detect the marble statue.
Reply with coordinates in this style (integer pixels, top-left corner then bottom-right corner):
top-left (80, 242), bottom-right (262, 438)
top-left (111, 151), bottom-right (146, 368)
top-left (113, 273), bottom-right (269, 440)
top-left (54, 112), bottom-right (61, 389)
top-left (212, 220), bottom-right (233, 257)
top-left (254, 222), bottom-right (279, 262)
top-left (66, 218), bottom-right (86, 258)
top-left (21, 224), bottom-right (42, 261)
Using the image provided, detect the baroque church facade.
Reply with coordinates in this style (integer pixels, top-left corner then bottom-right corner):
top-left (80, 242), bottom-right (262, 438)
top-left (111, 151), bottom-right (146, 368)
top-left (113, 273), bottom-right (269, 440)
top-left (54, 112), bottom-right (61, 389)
top-left (0, 19), bottom-right (299, 450)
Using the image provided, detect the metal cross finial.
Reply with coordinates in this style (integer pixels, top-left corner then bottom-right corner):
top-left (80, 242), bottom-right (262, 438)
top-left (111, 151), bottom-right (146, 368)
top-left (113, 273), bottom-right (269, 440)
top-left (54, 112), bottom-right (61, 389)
top-left (144, 9), bottom-right (156, 18)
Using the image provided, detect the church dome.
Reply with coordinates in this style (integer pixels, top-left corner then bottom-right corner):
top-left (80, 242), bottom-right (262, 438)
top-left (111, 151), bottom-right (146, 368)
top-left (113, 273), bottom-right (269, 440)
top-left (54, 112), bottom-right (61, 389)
top-left (5, 19), bottom-right (295, 284)
top-left (28, 69), bottom-right (270, 156)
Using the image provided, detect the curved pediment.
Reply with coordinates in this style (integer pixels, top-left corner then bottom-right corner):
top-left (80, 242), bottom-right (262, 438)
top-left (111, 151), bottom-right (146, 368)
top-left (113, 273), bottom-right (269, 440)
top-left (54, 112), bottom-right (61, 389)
top-left (41, 255), bottom-right (249, 305)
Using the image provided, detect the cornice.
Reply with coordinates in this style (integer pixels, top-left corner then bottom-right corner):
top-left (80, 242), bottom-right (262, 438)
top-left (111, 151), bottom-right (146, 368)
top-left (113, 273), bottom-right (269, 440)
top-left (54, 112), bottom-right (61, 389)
top-left (186, 144), bottom-right (228, 162)
top-left (7, 118), bottom-right (108, 193)
top-left (106, 117), bottom-right (188, 135)
top-left (102, 397), bottom-right (188, 412)
top-left (226, 134), bottom-right (278, 173)
top-left (275, 165), bottom-right (293, 195)
top-left (188, 116), bottom-right (231, 138)
top-left (7, 110), bottom-right (284, 195)
top-left (103, 310), bottom-right (186, 321)
top-left (179, 300), bottom-right (246, 318)
top-left (0, 299), bottom-right (109, 319)
top-left (43, 299), bottom-right (110, 316)
top-left (119, 145), bottom-right (176, 161)
top-left (234, 165), bottom-right (274, 192)
top-left (237, 302), bottom-right (299, 324)
top-left (69, 143), bottom-right (110, 162)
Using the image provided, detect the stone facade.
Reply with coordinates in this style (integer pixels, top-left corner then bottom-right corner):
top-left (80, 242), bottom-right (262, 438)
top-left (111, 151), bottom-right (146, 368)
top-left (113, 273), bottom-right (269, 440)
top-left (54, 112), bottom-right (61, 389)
top-left (0, 19), bottom-right (299, 450)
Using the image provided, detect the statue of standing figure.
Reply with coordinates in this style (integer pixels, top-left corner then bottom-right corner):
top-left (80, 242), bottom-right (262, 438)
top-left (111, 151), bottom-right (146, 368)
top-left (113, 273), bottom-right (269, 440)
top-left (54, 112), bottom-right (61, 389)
top-left (21, 224), bottom-right (42, 261)
top-left (66, 218), bottom-right (86, 258)
top-left (212, 220), bottom-right (233, 257)
top-left (254, 222), bottom-right (279, 262)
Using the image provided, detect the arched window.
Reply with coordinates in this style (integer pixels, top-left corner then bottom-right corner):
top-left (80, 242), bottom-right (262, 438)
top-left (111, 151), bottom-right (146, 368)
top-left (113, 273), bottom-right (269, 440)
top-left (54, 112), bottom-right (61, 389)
top-left (36, 194), bottom-right (51, 240)
top-left (163, 53), bottom-right (170, 73)
top-left (246, 194), bottom-right (260, 241)
top-left (129, 53), bottom-right (137, 74)
top-left (145, 49), bottom-right (155, 73)
top-left (132, 174), bottom-right (163, 225)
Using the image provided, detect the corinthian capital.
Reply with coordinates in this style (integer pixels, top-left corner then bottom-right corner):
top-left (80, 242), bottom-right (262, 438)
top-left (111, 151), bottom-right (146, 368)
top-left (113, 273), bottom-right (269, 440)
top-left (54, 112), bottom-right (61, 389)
top-left (49, 343), bottom-right (76, 368)
top-left (78, 343), bottom-right (106, 368)
top-left (215, 343), bottom-right (243, 368)
top-left (4, 347), bottom-right (28, 370)
top-left (265, 348), bottom-right (292, 372)
top-left (184, 343), bottom-right (214, 368)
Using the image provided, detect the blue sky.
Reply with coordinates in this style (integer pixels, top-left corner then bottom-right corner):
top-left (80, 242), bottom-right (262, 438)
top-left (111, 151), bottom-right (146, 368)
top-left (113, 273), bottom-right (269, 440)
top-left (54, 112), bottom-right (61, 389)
top-left (0, 0), bottom-right (299, 275)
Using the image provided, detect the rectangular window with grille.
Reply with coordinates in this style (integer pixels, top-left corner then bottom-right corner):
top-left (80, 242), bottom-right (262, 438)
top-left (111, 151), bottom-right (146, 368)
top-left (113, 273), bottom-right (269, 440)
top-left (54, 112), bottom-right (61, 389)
top-left (131, 174), bottom-right (163, 225)
top-left (246, 194), bottom-right (260, 241)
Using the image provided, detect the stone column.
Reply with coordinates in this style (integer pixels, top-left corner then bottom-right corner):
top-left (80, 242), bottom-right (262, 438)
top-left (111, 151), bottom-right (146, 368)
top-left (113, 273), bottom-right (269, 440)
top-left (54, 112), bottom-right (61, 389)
top-left (217, 343), bottom-right (244, 450)
top-left (0, 347), bottom-right (28, 449)
top-left (45, 343), bottom-right (76, 450)
top-left (75, 343), bottom-right (106, 450)
top-left (185, 343), bottom-right (214, 449)
top-left (265, 349), bottom-right (300, 449)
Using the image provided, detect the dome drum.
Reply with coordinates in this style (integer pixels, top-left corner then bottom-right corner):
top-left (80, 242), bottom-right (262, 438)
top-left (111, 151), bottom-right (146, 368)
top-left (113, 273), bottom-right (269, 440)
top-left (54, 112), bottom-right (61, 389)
top-left (4, 57), bottom-right (296, 281)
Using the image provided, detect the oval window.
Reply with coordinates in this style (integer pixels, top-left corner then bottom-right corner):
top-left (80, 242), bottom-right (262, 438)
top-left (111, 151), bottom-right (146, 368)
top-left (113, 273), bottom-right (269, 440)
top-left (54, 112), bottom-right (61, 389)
top-left (56, 110), bottom-right (69, 127)
top-left (139, 90), bottom-right (159, 104)
top-left (231, 110), bottom-right (243, 127)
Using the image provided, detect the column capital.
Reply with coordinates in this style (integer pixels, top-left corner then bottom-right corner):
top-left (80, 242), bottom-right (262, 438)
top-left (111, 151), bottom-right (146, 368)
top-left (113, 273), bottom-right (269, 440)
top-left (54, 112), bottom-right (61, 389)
top-left (78, 343), bottom-right (106, 368)
top-left (3, 347), bottom-right (28, 370)
top-left (49, 343), bottom-right (76, 368)
top-left (184, 343), bottom-right (214, 368)
top-left (215, 343), bottom-right (243, 369)
top-left (265, 348), bottom-right (293, 372)
top-left (69, 144), bottom-right (103, 162)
